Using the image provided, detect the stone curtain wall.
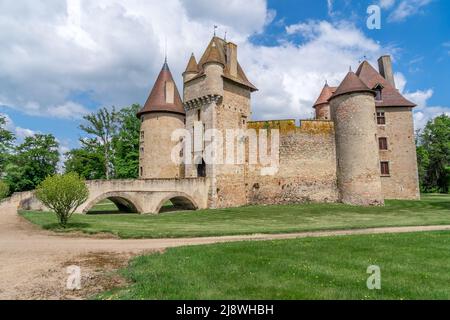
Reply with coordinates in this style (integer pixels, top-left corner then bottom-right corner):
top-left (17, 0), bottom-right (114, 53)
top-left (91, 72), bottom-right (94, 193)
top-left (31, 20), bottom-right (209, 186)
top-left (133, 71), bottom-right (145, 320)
top-left (245, 120), bottom-right (339, 206)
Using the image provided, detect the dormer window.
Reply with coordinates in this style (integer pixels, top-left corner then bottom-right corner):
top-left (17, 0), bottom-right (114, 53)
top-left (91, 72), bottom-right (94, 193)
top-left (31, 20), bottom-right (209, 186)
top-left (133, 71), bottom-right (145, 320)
top-left (374, 83), bottom-right (384, 101)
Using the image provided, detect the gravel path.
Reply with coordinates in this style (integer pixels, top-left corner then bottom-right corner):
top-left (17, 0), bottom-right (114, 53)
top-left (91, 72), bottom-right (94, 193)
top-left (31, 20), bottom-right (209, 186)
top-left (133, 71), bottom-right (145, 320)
top-left (1, 201), bottom-right (450, 300)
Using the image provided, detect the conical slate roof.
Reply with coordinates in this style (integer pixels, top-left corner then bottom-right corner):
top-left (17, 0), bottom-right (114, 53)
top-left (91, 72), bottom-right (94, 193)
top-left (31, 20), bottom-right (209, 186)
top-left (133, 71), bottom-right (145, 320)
top-left (330, 71), bottom-right (374, 100)
top-left (313, 84), bottom-right (337, 108)
top-left (137, 61), bottom-right (185, 117)
top-left (184, 53), bottom-right (199, 74)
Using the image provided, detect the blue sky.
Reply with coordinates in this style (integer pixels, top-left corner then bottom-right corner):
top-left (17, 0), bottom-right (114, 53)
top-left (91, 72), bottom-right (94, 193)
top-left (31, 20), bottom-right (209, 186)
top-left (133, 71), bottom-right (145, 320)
top-left (0, 0), bottom-right (449, 154)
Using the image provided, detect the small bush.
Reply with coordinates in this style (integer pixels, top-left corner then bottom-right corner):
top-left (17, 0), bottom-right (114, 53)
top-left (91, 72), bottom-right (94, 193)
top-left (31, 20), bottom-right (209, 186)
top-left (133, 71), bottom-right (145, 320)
top-left (36, 173), bottom-right (89, 227)
top-left (0, 181), bottom-right (9, 200)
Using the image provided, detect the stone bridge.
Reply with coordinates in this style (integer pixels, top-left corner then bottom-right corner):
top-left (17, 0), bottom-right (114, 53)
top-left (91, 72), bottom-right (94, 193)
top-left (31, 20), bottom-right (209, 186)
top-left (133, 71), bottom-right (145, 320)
top-left (13, 178), bottom-right (211, 215)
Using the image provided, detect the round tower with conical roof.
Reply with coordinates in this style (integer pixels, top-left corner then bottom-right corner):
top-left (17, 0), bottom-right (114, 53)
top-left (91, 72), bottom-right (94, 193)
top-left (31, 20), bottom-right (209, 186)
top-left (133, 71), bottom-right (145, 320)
top-left (137, 61), bottom-right (186, 179)
top-left (329, 71), bottom-right (384, 206)
top-left (313, 83), bottom-right (335, 120)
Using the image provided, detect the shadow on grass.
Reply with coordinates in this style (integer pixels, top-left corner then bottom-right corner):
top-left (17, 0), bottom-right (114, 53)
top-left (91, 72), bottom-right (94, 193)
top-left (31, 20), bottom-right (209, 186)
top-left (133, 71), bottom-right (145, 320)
top-left (43, 222), bottom-right (91, 231)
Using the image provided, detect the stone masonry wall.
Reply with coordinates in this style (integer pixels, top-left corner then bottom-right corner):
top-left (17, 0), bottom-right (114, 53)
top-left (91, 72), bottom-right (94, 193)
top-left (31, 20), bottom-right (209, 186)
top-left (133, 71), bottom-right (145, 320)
top-left (245, 120), bottom-right (339, 205)
top-left (377, 107), bottom-right (420, 200)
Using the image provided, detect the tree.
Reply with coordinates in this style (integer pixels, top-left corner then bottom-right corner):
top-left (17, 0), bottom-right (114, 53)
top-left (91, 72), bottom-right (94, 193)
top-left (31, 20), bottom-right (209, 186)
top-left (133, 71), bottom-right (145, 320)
top-left (4, 134), bottom-right (59, 192)
top-left (64, 143), bottom-right (106, 180)
top-left (0, 180), bottom-right (9, 199)
top-left (0, 115), bottom-right (15, 175)
top-left (79, 107), bottom-right (118, 180)
top-left (113, 104), bottom-right (140, 179)
top-left (36, 173), bottom-right (89, 227)
top-left (416, 114), bottom-right (450, 193)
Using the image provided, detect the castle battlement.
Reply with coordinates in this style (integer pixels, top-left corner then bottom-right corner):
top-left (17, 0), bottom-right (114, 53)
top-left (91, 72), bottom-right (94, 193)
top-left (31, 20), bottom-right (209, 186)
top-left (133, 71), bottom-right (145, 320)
top-left (248, 120), bottom-right (334, 134)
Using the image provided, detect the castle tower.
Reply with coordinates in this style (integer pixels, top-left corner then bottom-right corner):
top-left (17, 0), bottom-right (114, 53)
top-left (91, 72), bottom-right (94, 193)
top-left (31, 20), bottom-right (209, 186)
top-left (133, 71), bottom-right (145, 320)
top-left (183, 53), bottom-right (198, 85)
top-left (137, 60), bottom-right (185, 179)
top-left (183, 36), bottom-right (258, 208)
top-left (329, 71), bottom-right (384, 206)
top-left (313, 83), bottom-right (336, 120)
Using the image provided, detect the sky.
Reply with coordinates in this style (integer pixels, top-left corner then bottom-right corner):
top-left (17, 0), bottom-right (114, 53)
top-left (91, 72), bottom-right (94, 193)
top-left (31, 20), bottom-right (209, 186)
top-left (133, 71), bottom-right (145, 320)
top-left (0, 0), bottom-right (449, 154)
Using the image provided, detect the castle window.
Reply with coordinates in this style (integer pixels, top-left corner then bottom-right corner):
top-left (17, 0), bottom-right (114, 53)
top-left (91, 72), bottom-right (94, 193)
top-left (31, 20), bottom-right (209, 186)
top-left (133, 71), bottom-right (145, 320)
top-left (374, 84), bottom-right (383, 101)
top-left (140, 147), bottom-right (144, 153)
top-left (197, 109), bottom-right (201, 121)
top-left (140, 131), bottom-right (144, 140)
top-left (379, 137), bottom-right (388, 150)
top-left (377, 112), bottom-right (386, 125)
top-left (140, 167), bottom-right (143, 177)
top-left (381, 161), bottom-right (390, 176)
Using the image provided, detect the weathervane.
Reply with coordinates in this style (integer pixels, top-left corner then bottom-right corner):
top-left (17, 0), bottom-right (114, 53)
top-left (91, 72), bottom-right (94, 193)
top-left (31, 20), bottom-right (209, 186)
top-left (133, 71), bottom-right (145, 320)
top-left (358, 55), bottom-right (367, 64)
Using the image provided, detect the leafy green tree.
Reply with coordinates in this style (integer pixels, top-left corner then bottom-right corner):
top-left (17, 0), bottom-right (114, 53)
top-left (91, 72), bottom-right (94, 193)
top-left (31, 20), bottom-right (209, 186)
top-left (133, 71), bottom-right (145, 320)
top-left (0, 180), bottom-right (9, 199)
top-left (64, 143), bottom-right (106, 179)
top-left (113, 104), bottom-right (140, 179)
top-left (36, 173), bottom-right (89, 227)
top-left (416, 114), bottom-right (450, 193)
top-left (79, 107), bottom-right (118, 180)
top-left (0, 115), bottom-right (15, 175)
top-left (4, 134), bottom-right (59, 192)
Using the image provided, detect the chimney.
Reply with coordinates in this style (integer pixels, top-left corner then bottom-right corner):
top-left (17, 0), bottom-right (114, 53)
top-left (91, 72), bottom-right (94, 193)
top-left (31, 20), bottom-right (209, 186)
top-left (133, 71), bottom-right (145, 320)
top-left (226, 42), bottom-right (238, 78)
top-left (378, 55), bottom-right (396, 88)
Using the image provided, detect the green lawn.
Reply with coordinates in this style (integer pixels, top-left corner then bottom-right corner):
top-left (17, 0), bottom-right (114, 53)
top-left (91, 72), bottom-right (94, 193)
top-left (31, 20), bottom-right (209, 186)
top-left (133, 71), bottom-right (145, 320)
top-left (20, 194), bottom-right (450, 239)
top-left (98, 231), bottom-right (450, 300)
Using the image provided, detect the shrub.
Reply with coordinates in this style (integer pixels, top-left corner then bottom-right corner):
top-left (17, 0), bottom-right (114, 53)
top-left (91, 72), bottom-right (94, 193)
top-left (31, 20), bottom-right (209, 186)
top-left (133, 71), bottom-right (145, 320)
top-left (36, 173), bottom-right (89, 227)
top-left (0, 181), bottom-right (9, 200)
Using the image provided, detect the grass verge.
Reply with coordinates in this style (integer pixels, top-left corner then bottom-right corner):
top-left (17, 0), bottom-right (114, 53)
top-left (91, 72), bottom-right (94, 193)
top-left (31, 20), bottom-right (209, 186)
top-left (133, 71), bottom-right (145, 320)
top-left (20, 194), bottom-right (450, 239)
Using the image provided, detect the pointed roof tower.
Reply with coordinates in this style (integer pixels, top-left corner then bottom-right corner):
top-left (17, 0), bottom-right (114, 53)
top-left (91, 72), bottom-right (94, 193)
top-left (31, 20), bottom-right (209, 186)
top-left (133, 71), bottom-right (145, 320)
top-left (330, 71), bottom-right (375, 100)
top-left (313, 83), bottom-right (337, 108)
top-left (184, 53), bottom-right (198, 74)
top-left (137, 61), bottom-right (185, 117)
top-left (185, 36), bottom-right (257, 92)
top-left (356, 60), bottom-right (416, 107)
top-left (201, 38), bottom-right (225, 67)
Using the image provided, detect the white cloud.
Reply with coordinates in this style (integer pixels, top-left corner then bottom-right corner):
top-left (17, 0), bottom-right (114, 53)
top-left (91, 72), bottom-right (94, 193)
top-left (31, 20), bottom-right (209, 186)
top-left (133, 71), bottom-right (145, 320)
top-left (394, 73), bottom-right (450, 129)
top-left (0, 0), bottom-right (446, 131)
top-left (388, 0), bottom-right (432, 22)
top-left (0, 113), bottom-right (37, 140)
top-left (247, 20), bottom-right (383, 119)
top-left (379, 0), bottom-right (396, 9)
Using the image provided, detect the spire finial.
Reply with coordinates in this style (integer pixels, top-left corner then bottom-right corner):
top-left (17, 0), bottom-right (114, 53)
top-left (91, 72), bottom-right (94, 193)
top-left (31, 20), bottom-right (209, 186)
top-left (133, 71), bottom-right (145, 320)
top-left (325, 79), bottom-right (328, 86)
top-left (214, 25), bottom-right (218, 36)
top-left (349, 66), bottom-right (352, 72)
top-left (164, 38), bottom-right (168, 64)
top-left (224, 30), bottom-right (227, 41)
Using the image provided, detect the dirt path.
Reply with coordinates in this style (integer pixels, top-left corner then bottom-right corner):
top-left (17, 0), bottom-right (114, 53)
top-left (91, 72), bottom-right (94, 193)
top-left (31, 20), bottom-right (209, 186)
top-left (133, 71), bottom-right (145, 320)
top-left (1, 202), bottom-right (450, 300)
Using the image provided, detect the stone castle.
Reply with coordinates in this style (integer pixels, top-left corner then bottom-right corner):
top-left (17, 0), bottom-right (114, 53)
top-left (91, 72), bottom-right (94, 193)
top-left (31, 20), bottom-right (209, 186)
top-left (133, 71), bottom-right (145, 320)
top-left (137, 36), bottom-right (420, 209)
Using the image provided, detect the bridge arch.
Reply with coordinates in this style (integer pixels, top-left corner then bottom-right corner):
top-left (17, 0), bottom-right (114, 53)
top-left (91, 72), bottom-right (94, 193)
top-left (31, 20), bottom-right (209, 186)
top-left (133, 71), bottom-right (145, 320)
top-left (82, 192), bottom-right (144, 214)
top-left (155, 192), bottom-right (199, 213)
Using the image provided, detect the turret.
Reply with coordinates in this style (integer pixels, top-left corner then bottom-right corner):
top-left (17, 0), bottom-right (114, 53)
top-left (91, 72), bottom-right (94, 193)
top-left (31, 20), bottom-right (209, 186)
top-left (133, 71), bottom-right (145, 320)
top-left (313, 83), bottom-right (335, 120)
top-left (329, 71), bottom-right (384, 206)
top-left (183, 53), bottom-right (198, 84)
top-left (137, 60), bottom-right (186, 179)
top-left (201, 39), bottom-right (225, 97)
